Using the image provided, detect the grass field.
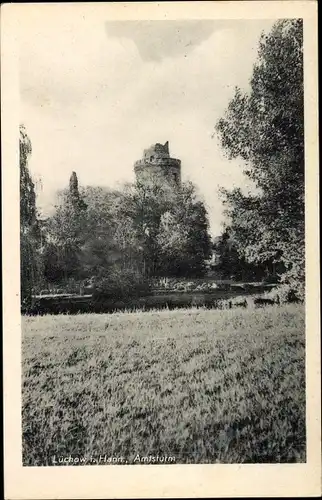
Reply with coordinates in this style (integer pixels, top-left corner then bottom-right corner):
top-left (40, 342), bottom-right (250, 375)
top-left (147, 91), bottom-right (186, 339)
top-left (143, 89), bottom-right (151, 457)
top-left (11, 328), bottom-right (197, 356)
top-left (22, 304), bottom-right (306, 465)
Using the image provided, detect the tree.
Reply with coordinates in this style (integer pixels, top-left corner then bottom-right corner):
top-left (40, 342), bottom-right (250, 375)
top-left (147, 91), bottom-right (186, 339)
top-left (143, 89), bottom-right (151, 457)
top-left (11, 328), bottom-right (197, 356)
top-left (215, 19), bottom-right (304, 298)
top-left (20, 125), bottom-right (40, 309)
top-left (44, 176), bottom-right (212, 286)
top-left (78, 186), bottom-right (123, 277)
top-left (157, 182), bottom-right (212, 276)
top-left (104, 178), bottom-right (212, 278)
top-left (42, 243), bottom-right (65, 284)
top-left (212, 231), bottom-right (245, 280)
top-left (20, 125), bottom-right (37, 231)
top-left (112, 179), bottom-right (175, 277)
top-left (211, 231), bottom-right (278, 282)
top-left (69, 171), bottom-right (87, 212)
top-left (44, 184), bottom-right (123, 283)
top-left (44, 173), bottom-right (88, 283)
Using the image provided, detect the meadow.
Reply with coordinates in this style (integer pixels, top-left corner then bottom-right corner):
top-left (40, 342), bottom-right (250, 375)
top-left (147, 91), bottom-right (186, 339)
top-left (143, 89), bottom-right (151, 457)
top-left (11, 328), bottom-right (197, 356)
top-left (22, 304), bottom-right (306, 465)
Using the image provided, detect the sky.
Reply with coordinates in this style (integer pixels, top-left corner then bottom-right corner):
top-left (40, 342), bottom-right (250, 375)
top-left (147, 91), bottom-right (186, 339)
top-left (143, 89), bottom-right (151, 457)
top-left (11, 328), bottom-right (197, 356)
top-left (20, 15), bottom-right (276, 236)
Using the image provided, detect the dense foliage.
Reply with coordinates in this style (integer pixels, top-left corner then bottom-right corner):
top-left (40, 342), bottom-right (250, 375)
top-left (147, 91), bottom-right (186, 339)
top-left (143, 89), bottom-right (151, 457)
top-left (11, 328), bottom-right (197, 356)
top-left (212, 231), bottom-right (272, 282)
top-left (92, 267), bottom-right (151, 303)
top-left (35, 171), bottom-right (212, 296)
top-left (43, 172), bottom-right (89, 283)
top-left (20, 125), bottom-right (41, 309)
top-left (21, 20), bottom-right (304, 303)
top-left (211, 231), bottom-right (286, 282)
top-left (215, 19), bottom-right (304, 299)
top-left (115, 179), bottom-right (212, 278)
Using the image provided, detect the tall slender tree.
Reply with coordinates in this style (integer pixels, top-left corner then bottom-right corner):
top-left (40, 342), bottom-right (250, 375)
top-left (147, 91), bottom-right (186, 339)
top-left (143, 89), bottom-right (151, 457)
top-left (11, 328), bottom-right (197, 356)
top-left (45, 172), bottom-right (88, 283)
top-left (69, 171), bottom-right (87, 212)
top-left (20, 124), bottom-right (39, 309)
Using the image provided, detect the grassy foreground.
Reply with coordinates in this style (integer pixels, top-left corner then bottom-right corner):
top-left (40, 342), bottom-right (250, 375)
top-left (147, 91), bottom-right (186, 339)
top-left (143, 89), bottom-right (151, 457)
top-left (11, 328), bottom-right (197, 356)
top-left (22, 304), bottom-right (306, 465)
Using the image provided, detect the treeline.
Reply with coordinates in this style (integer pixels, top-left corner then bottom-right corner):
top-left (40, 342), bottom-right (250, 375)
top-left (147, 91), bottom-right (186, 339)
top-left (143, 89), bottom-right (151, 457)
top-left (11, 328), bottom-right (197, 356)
top-left (44, 174), bottom-right (212, 280)
top-left (20, 19), bottom-right (305, 310)
top-left (20, 132), bottom-right (213, 309)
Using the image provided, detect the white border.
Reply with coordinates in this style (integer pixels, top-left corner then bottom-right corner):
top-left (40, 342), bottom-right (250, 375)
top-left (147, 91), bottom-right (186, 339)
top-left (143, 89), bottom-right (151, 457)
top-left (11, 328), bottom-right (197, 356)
top-left (2, 2), bottom-right (320, 498)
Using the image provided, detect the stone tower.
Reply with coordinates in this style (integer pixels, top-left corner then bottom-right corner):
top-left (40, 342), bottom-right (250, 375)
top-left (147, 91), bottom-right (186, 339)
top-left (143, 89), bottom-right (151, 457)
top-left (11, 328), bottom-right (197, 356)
top-left (134, 141), bottom-right (181, 186)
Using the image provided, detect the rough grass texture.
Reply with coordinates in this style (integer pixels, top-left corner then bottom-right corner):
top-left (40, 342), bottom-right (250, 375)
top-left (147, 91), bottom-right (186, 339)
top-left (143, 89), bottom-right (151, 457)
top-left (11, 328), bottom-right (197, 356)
top-left (22, 304), bottom-right (306, 465)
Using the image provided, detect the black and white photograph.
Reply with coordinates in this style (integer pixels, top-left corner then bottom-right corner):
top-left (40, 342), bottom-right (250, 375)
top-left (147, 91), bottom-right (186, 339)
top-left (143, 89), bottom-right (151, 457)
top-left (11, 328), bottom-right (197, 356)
top-left (2, 1), bottom-right (320, 498)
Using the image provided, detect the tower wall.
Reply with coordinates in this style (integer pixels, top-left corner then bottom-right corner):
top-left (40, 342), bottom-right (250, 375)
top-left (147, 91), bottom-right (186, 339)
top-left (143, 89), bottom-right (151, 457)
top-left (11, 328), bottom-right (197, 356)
top-left (134, 142), bottom-right (181, 186)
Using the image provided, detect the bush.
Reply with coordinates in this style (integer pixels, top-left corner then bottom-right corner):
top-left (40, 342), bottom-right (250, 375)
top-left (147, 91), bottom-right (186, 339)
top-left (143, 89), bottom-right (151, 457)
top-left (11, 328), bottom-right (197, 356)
top-left (92, 267), bottom-right (151, 302)
top-left (262, 275), bottom-right (281, 285)
top-left (267, 284), bottom-right (302, 304)
top-left (280, 268), bottom-right (305, 303)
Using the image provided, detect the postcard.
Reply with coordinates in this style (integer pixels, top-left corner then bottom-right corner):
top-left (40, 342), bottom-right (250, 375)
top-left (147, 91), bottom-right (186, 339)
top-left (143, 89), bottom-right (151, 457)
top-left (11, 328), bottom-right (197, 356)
top-left (2, 1), bottom-right (320, 498)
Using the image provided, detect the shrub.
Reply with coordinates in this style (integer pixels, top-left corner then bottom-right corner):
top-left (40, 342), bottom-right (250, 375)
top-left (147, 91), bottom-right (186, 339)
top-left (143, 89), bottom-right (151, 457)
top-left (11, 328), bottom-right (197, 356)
top-left (267, 284), bottom-right (302, 304)
top-left (92, 267), bottom-right (151, 302)
top-left (280, 267), bottom-right (305, 302)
